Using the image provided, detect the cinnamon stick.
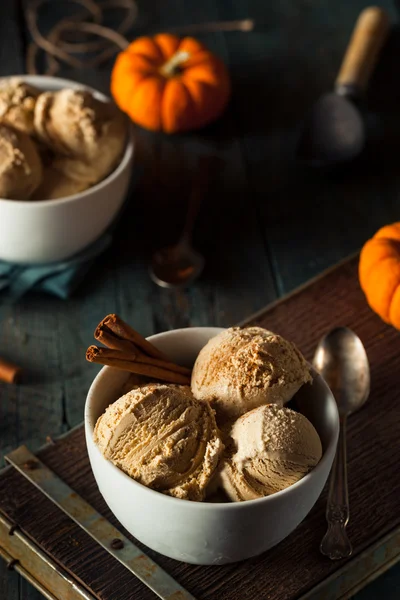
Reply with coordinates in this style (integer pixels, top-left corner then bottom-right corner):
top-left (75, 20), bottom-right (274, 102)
top-left (94, 320), bottom-right (191, 376)
top-left (0, 358), bottom-right (21, 384)
top-left (86, 346), bottom-right (190, 385)
top-left (134, 354), bottom-right (191, 376)
top-left (96, 314), bottom-right (170, 362)
top-left (95, 328), bottom-right (137, 355)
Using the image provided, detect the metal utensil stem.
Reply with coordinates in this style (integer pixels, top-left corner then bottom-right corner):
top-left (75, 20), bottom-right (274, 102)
top-left (320, 415), bottom-right (352, 560)
top-left (179, 157), bottom-right (210, 245)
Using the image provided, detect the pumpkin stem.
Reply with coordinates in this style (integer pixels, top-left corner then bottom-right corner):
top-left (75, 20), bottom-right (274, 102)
top-left (160, 50), bottom-right (191, 77)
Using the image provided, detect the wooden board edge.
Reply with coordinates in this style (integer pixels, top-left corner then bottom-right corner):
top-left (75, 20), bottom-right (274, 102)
top-left (237, 250), bottom-right (360, 326)
top-left (0, 421), bottom-right (87, 481)
top-left (299, 525), bottom-right (400, 600)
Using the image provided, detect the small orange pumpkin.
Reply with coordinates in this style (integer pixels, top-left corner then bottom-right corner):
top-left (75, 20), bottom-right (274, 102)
top-left (111, 34), bottom-right (231, 134)
top-left (359, 222), bottom-right (400, 328)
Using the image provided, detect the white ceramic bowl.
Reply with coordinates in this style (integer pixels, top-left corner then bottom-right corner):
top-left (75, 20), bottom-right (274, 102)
top-left (0, 75), bottom-right (134, 264)
top-left (85, 327), bottom-right (339, 565)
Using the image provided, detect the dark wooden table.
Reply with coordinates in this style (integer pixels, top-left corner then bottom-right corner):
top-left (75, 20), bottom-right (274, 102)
top-left (1, 0), bottom-right (400, 598)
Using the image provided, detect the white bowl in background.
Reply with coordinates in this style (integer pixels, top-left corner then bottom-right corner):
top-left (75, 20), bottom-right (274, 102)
top-left (85, 327), bottom-right (339, 565)
top-left (0, 75), bottom-right (134, 264)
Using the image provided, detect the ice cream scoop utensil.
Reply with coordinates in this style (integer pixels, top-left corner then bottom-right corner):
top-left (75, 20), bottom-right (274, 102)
top-left (296, 7), bottom-right (389, 167)
top-left (313, 327), bottom-right (370, 559)
top-left (149, 156), bottom-right (210, 288)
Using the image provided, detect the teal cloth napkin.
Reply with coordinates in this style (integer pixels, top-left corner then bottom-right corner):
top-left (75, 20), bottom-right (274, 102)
top-left (0, 232), bottom-right (113, 300)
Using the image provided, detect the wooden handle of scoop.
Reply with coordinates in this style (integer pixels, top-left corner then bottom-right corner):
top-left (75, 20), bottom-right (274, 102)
top-left (335, 7), bottom-right (390, 96)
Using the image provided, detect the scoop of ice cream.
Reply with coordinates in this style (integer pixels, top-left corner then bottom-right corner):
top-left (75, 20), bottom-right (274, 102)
top-left (191, 327), bottom-right (312, 423)
top-left (31, 164), bottom-right (89, 200)
top-left (220, 404), bottom-right (322, 501)
top-left (0, 78), bottom-right (40, 135)
top-left (94, 384), bottom-right (224, 501)
top-left (34, 88), bottom-right (126, 186)
top-left (0, 123), bottom-right (42, 200)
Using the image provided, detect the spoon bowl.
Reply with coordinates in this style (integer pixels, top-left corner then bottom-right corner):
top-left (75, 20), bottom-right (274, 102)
top-left (296, 93), bottom-right (365, 168)
top-left (313, 326), bottom-right (370, 416)
top-left (149, 156), bottom-right (211, 289)
top-left (150, 240), bottom-right (205, 288)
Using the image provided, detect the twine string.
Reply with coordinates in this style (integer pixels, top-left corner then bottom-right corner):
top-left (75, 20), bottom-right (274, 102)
top-left (25, 0), bottom-right (135, 75)
top-left (51, 0), bottom-right (137, 54)
top-left (24, 0), bottom-right (254, 75)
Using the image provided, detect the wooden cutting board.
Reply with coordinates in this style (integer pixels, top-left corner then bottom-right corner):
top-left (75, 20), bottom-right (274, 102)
top-left (1, 255), bottom-right (400, 600)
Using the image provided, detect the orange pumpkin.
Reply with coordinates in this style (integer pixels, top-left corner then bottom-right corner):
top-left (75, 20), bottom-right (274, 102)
top-left (111, 34), bottom-right (231, 134)
top-left (359, 222), bottom-right (400, 328)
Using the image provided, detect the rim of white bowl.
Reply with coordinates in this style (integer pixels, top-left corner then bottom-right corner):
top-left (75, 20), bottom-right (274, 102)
top-left (0, 74), bottom-right (134, 207)
top-left (85, 326), bottom-right (340, 510)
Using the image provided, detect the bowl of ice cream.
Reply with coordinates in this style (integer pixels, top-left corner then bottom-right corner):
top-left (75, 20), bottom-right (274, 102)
top-left (85, 325), bottom-right (339, 565)
top-left (0, 75), bottom-right (134, 264)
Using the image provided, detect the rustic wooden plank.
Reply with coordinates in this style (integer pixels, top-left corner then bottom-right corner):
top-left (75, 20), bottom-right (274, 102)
top-left (0, 3), bottom-right (50, 598)
top-left (2, 256), bottom-right (400, 600)
top-left (0, 299), bottom-right (66, 465)
top-left (0, 0), bottom-right (65, 468)
top-left (112, 0), bottom-right (276, 330)
top-left (9, 0), bottom-right (275, 436)
top-left (364, 17), bottom-right (400, 241)
top-left (57, 257), bottom-right (121, 428)
top-left (53, 0), bottom-right (276, 426)
top-left (20, 578), bottom-right (45, 600)
top-left (0, 4), bottom-right (63, 464)
top-left (0, 2), bottom-right (25, 75)
top-left (0, 566), bottom-right (19, 600)
top-left (355, 566), bottom-right (400, 600)
top-left (0, 1), bottom-right (48, 451)
top-left (220, 0), bottom-right (398, 294)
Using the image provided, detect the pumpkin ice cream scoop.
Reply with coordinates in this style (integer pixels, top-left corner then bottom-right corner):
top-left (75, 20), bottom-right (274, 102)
top-left (33, 88), bottom-right (127, 191)
top-left (111, 33), bottom-right (231, 133)
top-left (0, 78), bottom-right (40, 136)
top-left (94, 384), bottom-right (224, 501)
top-left (220, 404), bottom-right (322, 501)
top-left (0, 123), bottom-right (42, 200)
top-left (191, 327), bottom-right (312, 423)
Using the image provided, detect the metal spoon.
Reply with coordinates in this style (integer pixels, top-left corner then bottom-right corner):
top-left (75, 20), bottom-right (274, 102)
top-left (313, 327), bottom-right (370, 560)
top-left (149, 157), bottom-right (210, 289)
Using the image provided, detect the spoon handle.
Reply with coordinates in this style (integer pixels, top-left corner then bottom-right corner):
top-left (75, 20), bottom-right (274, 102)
top-left (320, 415), bottom-right (353, 560)
top-left (180, 156), bottom-right (212, 244)
top-left (335, 6), bottom-right (389, 97)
